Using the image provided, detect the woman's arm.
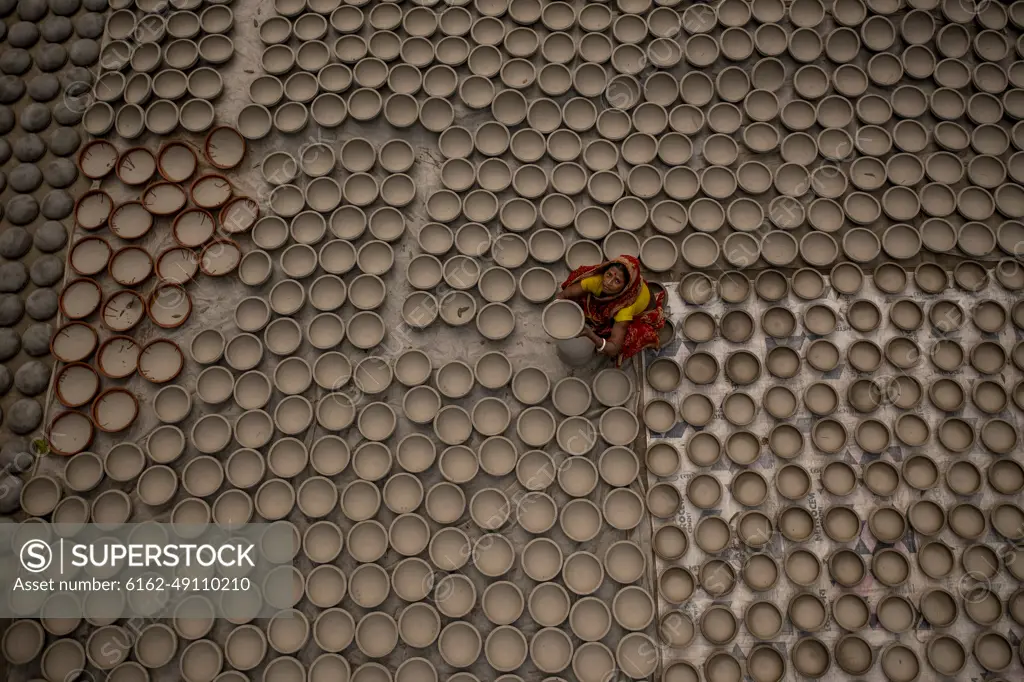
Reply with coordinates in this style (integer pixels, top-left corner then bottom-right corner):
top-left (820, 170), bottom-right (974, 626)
top-left (558, 282), bottom-right (587, 301)
top-left (583, 321), bottom-right (629, 358)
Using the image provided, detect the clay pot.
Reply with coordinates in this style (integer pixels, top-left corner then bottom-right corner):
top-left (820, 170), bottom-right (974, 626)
top-left (438, 622), bottom-right (481, 669)
top-left (2, 620), bottom-right (44, 666)
top-left (135, 464), bottom-right (178, 507)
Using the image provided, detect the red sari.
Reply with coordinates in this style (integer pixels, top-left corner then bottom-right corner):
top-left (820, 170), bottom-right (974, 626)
top-left (561, 255), bottom-right (666, 366)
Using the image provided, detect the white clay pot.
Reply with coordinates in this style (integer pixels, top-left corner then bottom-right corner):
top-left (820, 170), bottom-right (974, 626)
top-left (541, 299), bottom-right (585, 339)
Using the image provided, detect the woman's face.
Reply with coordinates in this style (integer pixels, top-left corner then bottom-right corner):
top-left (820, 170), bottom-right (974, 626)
top-left (603, 266), bottom-right (627, 294)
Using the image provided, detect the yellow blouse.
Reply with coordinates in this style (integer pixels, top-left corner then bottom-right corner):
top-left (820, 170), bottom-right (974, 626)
top-left (580, 276), bottom-right (650, 322)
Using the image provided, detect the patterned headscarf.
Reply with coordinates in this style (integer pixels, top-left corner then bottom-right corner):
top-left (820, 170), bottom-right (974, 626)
top-left (561, 255), bottom-right (645, 328)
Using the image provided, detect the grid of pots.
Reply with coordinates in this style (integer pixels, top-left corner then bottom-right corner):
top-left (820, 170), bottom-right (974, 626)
top-left (223, 219), bottom-right (666, 677)
top-left (12, 314), bottom-right (677, 682)
top-left (250, 138), bottom-right (447, 331)
top-left (643, 274), bottom-right (1024, 679)
top-left (39, 126), bottom-right (251, 460)
top-left (0, 0), bottom-right (123, 451)
top-left (81, 0), bottom-right (236, 138)
top-left (236, 0), bottom-right (1024, 281)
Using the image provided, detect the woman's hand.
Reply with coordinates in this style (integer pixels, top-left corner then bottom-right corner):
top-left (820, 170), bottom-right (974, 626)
top-left (578, 327), bottom-right (615, 356)
top-left (581, 322), bottom-right (627, 358)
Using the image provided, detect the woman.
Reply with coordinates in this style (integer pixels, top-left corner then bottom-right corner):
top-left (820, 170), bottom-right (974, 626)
top-left (557, 255), bottom-right (666, 365)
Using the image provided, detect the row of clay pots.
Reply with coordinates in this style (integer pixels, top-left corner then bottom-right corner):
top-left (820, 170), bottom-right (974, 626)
top-left (187, 320), bottom-right (641, 443)
top-left (258, 1), bottom-right (849, 43)
top-left (712, 52), bottom-right (1024, 102)
top-left (371, 81), bottom-right (1020, 168)
top-left (10, 621), bottom-right (1017, 682)
top-left (237, 242), bottom-right (390, 299)
top-left (53, 328), bottom-right (188, 382)
top-left (257, 23), bottom-right (1021, 90)
top-left (259, 0), bottom-right (1024, 37)
top-left (84, 98), bottom-right (218, 138)
top-left (670, 328), bottom-right (1021, 379)
top-left (107, 6), bottom-right (234, 41)
top-left (650, 302), bottom-right (847, 346)
top-left (18, 468), bottom-right (652, 594)
top-left (77, 130), bottom-right (246, 184)
top-left (1, 629), bottom-right (344, 682)
top-left (261, 173), bottom-right (414, 216)
top-left (669, 556), bottom-right (1018, 636)
top-left (68, 238), bottom-right (210, 288)
top-left (655, 472), bottom-right (1024, 547)
top-left (11, 602), bottom-right (1016, 681)
top-left (74, 173), bottom-right (249, 234)
top-left (677, 264), bottom-right (1023, 324)
top-left (251, 19), bottom-right (1024, 81)
top-left (462, 485), bottom-right (652, 534)
top-left (60, 238), bottom-right (239, 284)
top-left (659, 627), bottom-right (1023, 680)
top-left (679, 359), bottom-right (1022, 426)
top-left (134, 33), bottom-right (235, 71)
top-left (654, 217), bottom-right (1024, 272)
top-left (669, 229), bottom-right (848, 271)
top-left (34, 464), bottom-right (629, 537)
top-left (653, 353), bottom-right (1024, 412)
top-left (96, 67), bottom-right (224, 106)
top-left (261, 139), bottom-right (414, 183)
top-left (260, 1), bottom-right (675, 38)
top-left (668, 385), bottom-right (1021, 453)
top-left (61, 247), bottom-right (235, 292)
top-left (651, 294), bottom-right (1019, 337)
top-left (606, 157), bottom-right (1024, 218)
top-left (238, 89), bottom-right (457, 138)
top-left (247, 23), bottom-right (1024, 97)
top-left (98, 33), bottom-right (234, 74)
top-left (170, 606), bottom-right (661, 679)
top-left (249, 213), bottom-right (405, 254)
top-left (655, 587), bottom-right (1021, 650)
top-left (659, 546), bottom-right (942, 606)
top-left (424, 115), bottom-right (1024, 175)
top-left (258, 28), bottom-right (736, 75)
top-left (772, 124), bottom-right (1018, 170)
top-left (672, 222), bottom-right (1024, 273)
top-left (650, 432), bottom-right (1024, 500)
top-left (53, 599), bottom-right (660, 677)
